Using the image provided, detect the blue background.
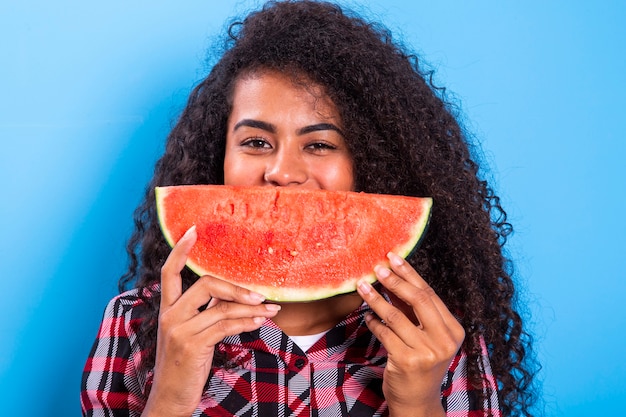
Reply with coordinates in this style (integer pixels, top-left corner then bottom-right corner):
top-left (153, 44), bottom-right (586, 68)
top-left (1, 1), bottom-right (624, 415)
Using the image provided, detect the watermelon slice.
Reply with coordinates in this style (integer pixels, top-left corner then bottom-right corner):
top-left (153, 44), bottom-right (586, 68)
top-left (155, 185), bottom-right (432, 302)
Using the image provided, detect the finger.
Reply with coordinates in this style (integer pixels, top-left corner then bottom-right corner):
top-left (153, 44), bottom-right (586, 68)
top-left (196, 315), bottom-right (274, 345)
top-left (366, 269), bottom-right (464, 355)
top-left (160, 225), bottom-right (197, 309)
top-left (386, 252), bottom-right (428, 289)
top-left (374, 264), bottom-right (445, 333)
top-left (384, 252), bottom-right (460, 331)
top-left (381, 261), bottom-right (465, 345)
top-left (176, 275), bottom-right (267, 316)
top-left (357, 279), bottom-right (417, 346)
top-left (184, 301), bottom-right (281, 336)
top-left (363, 311), bottom-right (406, 350)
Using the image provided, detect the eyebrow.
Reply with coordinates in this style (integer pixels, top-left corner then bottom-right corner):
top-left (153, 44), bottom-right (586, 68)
top-left (233, 119), bottom-right (276, 133)
top-left (298, 123), bottom-right (344, 137)
top-left (233, 119), bottom-right (344, 137)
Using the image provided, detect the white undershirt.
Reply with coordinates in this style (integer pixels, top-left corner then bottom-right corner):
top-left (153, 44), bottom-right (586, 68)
top-left (290, 330), bottom-right (328, 352)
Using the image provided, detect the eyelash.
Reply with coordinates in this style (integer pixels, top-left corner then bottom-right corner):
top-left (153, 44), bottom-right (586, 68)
top-left (239, 138), bottom-right (338, 152)
top-left (240, 138), bottom-right (271, 148)
top-left (306, 141), bottom-right (337, 151)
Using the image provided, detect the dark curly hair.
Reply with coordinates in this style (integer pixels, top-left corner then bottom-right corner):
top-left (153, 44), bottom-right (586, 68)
top-left (119, 1), bottom-right (539, 415)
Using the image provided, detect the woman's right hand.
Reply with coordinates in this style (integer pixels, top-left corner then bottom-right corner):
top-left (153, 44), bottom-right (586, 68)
top-left (142, 225), bottom-right (281, 417)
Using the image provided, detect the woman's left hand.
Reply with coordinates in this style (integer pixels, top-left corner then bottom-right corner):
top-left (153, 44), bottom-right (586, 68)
top-left (356, 252), bottom-right (465, 417)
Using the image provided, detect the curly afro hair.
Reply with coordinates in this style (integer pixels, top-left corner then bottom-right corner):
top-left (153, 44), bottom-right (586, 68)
top-left (119, 1), bottom-right (538, 415)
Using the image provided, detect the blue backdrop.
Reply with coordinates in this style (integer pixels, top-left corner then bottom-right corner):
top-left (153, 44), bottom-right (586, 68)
top-left (1, 1), bottom-right (624, 415)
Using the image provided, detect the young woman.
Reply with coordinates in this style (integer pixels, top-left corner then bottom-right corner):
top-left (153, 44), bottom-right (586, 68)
top-left (81, 1), bottom-right (538, 416)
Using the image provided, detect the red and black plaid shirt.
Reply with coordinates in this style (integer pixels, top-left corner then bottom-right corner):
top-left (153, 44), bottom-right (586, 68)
top-left (81, 289), bottom-right (501, 416)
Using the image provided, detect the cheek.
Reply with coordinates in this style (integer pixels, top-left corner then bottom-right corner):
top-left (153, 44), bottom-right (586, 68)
top-left (318, 159), bottom-right (355, 191)
top-left (223, 152), bottom-right (252, 186)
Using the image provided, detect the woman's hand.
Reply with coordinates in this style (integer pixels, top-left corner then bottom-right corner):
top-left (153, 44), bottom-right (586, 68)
top-left (142, 226), bottom-right (281, 417)
top-left (356, 252), bottom-right (465, 417)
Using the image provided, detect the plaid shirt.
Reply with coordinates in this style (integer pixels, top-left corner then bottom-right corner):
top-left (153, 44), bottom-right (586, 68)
top-left (81, 289), bottom-right (501, 416)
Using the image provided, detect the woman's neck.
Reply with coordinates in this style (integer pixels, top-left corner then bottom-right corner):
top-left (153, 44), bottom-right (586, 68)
top-left (271, 292), bottom-right (363, 336)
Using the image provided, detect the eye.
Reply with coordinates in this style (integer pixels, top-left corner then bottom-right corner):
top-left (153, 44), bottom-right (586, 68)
top-left (305, 141), bottom-right (337, 153)
top-left (240, 138), bottom-right (271, 149)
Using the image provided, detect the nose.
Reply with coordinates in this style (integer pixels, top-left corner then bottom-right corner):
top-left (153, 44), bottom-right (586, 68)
top-left (264, 147), bottom-right (307, 186)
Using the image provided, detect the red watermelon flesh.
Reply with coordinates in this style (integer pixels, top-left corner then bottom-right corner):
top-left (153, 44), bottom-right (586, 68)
top-left (155, 185), bottom-right (432, 302)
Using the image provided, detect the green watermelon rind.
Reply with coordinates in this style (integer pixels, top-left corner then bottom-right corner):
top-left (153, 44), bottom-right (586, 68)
top-left (155, 186), bottom-right (179, 252)
top-left (155, 186), bottom-right (432, 302)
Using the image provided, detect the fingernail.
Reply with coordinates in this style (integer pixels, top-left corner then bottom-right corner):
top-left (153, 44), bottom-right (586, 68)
top-left (358, 279), bottom-right (372, 295)
top-left (265, 304), bottom-right (281, 312)
top-left (181, 225), bottom-right (197, 241)
top-left (249, 292), bottom-right (266, 303)
top-left (374, 265), bottom-right (391, 279)
top-left (387, 252), bottom-right (404, 267)
top-left (253, 317), bottom-right (266, 324)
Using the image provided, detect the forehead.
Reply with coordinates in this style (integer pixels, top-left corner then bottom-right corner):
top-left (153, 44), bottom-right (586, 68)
top-left (229, 70), bottom-right (340, 121)
top-left (234, 69), bottom-right (324, 97)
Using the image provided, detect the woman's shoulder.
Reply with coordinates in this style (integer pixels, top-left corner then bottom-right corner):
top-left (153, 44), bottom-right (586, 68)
top-left (99, 286), bottom-right (158, 327)
top-left (83, 287), bottom-right (157, 402)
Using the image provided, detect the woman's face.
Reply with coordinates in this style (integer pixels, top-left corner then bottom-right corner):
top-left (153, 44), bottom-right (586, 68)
top-left (224, 71), bottom-right (354, 191)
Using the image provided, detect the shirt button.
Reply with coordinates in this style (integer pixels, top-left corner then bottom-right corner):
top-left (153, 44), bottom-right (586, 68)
top-left (294, 358), bottom-right (306, 369)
